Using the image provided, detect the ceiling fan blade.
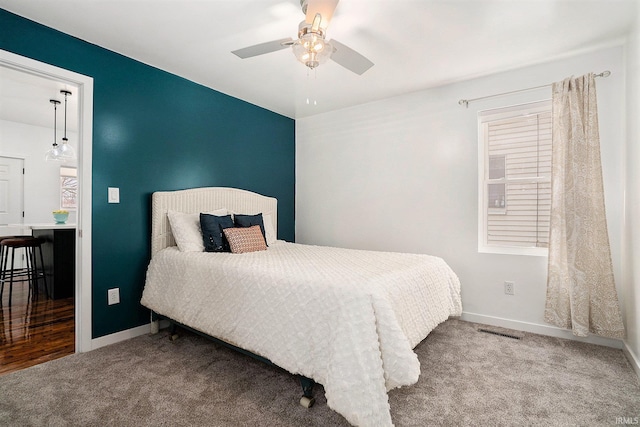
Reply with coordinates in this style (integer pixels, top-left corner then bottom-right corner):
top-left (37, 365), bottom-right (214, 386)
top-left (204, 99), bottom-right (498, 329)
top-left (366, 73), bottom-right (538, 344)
top-left (231, 38), bottom-right (293, 59)
top-left (304, 0), bottom-right (339, 29)
top-left (329, 40), bottom-right (374, 75)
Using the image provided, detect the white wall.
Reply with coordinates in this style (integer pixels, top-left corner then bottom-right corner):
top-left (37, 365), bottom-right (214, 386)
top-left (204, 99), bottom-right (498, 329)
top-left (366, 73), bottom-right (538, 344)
top-left (0, 119), bottom-right (78, 224)
top-left (296, 45), bottom-right (627, 347)
top-left (623, 8), bottom-right (640, 373)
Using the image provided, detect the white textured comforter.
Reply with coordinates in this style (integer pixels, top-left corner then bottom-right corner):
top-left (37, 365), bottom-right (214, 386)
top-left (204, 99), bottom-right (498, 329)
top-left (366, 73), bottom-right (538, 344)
top-left (141, 241), bottom-right (462, 426)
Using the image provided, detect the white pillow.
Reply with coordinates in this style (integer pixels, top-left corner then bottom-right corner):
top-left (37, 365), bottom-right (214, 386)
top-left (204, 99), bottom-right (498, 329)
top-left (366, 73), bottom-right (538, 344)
top-left (262, 213), bottom-right (277, 246)
top-left (167, 208), bottom-right (227, 252)
top-left (228, 210), bottom-right (277, 246)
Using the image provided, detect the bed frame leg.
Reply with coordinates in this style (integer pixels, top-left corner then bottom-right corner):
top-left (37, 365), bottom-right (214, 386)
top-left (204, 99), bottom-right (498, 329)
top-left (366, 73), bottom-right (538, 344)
top-left (168, 321), bottom-right (179, 341)
top-left (298, 376), bottom-right (316, 408)
top-left (150, 311), bottom-right (159, 334)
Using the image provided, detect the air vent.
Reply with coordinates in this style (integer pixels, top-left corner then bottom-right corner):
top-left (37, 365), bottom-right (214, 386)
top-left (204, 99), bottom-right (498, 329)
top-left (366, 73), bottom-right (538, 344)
top-left (478, 328), bottom-right (522, 340)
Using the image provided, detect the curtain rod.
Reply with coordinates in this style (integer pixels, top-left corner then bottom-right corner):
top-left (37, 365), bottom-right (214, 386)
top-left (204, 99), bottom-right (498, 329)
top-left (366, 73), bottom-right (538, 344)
top-left (458, 70), bottom-right (611, 108)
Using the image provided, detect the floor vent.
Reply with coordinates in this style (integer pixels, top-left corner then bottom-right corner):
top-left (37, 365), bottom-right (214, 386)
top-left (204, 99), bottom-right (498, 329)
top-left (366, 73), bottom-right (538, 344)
top-left (478, 328), bottom-right (523, 340)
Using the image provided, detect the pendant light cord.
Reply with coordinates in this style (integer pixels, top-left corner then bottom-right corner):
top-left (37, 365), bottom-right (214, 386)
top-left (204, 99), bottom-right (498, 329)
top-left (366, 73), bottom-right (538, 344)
top-left (63, 93), bottom-right (67, 141)
top-left (61, 90), bottom-right (71, 142)
top-left (50, 99), bottom-right (60, 147)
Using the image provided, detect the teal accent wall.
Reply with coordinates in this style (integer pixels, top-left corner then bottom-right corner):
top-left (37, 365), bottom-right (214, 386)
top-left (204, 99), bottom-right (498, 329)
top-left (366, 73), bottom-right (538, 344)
top-left (0, 9), bottom-right (296, 338)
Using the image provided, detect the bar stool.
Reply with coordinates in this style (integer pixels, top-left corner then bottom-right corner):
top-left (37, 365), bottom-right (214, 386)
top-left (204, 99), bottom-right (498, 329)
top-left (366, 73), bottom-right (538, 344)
top-left (0, 235), bottom-right (33, 268)
top-left (0, 236), bottom-right (48, 305)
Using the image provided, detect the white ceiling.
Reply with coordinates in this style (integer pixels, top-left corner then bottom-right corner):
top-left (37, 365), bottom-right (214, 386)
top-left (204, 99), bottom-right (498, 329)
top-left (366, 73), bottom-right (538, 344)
top-left (0, 65), bottom-right (79, 131)
top-left (0, 0), bottom-right (637, 121)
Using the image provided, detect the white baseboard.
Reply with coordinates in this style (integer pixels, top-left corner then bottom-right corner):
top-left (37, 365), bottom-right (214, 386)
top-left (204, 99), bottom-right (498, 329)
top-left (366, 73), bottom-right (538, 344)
top-left (89, 320), bottom-right (170, 351)
top-left (460, 311), bottom-right (624, 349)
top-left (90, 324), bottom-right (152, 351)
top-left (623, 341), bottom-right (640, 379)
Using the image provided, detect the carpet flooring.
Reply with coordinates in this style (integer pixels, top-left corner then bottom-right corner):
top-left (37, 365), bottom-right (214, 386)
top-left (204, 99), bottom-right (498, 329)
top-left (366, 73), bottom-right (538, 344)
top-left (0, 319), bottom-right (638, 426)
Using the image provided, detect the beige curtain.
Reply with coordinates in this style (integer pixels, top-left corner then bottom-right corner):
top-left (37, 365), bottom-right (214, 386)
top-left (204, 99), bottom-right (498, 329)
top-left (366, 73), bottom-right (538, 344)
top-left (544, 73), bottom-right (625, 339)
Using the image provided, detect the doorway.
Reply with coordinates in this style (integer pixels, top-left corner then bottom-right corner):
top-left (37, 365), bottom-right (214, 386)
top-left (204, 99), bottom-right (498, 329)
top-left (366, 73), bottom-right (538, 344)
top-left (0, 156), bottom-right (24, 227)
top-left (0, 153), bottom-right (76, 373)
top-left (0, 49), bottom-right (93, 361)
top-left (0, 155), bottom-right (25, 273)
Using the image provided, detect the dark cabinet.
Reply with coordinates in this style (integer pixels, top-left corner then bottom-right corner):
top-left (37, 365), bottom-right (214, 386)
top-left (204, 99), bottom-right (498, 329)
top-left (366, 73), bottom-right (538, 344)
top-left (32, 228), bottom-right (75, 299)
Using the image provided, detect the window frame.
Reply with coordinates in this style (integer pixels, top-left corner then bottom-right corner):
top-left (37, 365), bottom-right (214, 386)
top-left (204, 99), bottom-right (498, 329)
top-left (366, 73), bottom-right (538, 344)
top-left (477, 100), bottom-right (551, 257)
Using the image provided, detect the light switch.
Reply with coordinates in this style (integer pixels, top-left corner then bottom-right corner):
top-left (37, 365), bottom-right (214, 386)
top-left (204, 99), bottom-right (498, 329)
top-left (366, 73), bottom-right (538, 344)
top-left (108, 187), bottom-right (120, 203)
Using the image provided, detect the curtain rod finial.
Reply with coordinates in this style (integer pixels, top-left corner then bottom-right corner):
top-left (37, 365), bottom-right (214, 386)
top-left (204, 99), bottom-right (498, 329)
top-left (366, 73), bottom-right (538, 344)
top-left (458, 99), bottom-right (469, 108)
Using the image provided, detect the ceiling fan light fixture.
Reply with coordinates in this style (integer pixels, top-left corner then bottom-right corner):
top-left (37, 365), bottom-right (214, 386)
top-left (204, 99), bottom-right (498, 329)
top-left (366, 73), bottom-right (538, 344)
top-left (293, 40), bottom-right (332, 69)
top-left (292, 24), bottom-right (333, 70)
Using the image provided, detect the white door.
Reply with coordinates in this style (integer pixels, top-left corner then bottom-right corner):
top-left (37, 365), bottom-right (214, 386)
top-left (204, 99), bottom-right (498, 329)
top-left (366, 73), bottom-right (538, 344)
top-left (0, 156), bottom-right (24, 227)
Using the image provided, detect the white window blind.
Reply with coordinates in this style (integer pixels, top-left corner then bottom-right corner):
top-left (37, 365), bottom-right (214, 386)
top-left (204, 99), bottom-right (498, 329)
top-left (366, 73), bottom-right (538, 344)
top-left (478, 100), bottom-right (551, 255)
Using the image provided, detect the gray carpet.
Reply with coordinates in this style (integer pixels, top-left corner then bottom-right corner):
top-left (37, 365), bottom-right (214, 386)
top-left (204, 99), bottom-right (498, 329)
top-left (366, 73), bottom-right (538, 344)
top-left (0, 319), bottom-right (638, 426)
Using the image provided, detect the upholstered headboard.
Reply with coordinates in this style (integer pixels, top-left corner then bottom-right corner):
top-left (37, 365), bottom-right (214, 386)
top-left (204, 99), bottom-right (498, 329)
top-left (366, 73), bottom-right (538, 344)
top-left (151, 187), bottom-right (277, 257)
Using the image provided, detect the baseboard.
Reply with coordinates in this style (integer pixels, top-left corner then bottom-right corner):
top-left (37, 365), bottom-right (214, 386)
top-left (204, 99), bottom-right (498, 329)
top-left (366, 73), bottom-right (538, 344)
top-left (91, 320), bottom-right (169, 350)
top-left (90, 324), bottom-right (151, 350)
top-left (89, 320), bottom-right (170, 351)
top-left (623, 341), bottom-right (640, 379)
top-left (460, 311), bottom-right (624, 349)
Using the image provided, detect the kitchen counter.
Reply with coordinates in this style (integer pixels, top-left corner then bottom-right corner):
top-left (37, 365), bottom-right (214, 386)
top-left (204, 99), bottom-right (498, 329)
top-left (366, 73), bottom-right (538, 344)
top-left (0, 224), bottom-right (76, 238)
top-left (3, 223), bottom-right (76, 231)
top-left (30, 223), bottom-right (76, 230)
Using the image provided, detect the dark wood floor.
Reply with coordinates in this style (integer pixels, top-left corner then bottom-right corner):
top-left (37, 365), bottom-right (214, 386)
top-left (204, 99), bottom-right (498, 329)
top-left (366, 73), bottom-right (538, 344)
top-left (0, 279), bottom-right (75, 375)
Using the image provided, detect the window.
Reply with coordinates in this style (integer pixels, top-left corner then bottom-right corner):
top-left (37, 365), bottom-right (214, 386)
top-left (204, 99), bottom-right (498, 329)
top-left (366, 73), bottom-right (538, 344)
top-left (60, 166), bottom-right (77, 210)
top-left (478, 100), bottom-right (551, 256)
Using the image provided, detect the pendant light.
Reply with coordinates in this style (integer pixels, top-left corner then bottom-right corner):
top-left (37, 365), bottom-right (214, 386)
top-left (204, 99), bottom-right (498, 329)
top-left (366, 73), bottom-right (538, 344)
top-left (45, 99), bottom-right (63, 162)
top-left (58, 90), bottom-right (76, 162)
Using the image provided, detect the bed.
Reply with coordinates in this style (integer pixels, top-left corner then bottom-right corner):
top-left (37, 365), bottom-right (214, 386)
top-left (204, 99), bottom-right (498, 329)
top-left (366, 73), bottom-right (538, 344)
top-left (140, 187), bottom-right (462, 426)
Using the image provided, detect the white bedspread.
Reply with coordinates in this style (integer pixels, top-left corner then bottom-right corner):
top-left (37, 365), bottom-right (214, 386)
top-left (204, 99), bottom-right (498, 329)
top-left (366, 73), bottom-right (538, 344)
top-left (141, 241), bottom-right (462, 426)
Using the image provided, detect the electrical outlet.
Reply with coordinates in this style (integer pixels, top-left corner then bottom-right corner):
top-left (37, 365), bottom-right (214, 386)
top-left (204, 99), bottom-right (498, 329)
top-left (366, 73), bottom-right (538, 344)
top-left (504, 281), bottom-right (515, 295)
top-left (108, 288), bottom-right (120, 305)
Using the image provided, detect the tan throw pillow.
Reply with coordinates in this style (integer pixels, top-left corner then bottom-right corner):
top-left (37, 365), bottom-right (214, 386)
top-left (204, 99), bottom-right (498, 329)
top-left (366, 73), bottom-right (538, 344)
top-left (223, 225), bottom-right (267, 254)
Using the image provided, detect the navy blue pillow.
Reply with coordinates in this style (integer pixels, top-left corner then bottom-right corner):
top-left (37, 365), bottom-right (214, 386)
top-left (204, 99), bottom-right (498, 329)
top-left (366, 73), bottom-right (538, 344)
top-left (234, 213), bottom-right (267, 245)
top-left (200, 213), bottom-right (234, 252)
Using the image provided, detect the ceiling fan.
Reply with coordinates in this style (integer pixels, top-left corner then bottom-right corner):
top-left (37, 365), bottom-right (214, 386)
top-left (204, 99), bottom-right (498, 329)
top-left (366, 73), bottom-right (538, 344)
top-left (231, 0), bottom-right (374, 75)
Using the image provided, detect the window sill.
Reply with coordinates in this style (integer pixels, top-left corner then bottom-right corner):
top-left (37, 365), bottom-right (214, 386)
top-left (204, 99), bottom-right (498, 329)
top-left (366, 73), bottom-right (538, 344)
top-left (478, 245), bottom-right (548, 257)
